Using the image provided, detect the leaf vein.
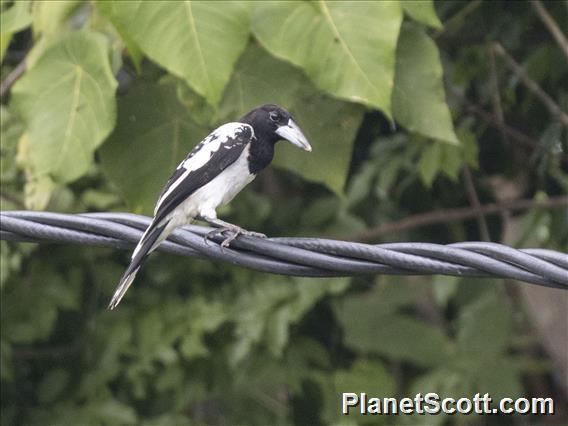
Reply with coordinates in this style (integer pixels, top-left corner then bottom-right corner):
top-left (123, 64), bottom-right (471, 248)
top-left (318, 0), bottom-right (377, 98)
top-left (184, 1), bottom-right (213, 97)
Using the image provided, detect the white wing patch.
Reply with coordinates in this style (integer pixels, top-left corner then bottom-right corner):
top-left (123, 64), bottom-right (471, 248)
top-left (154, 122), bottom-right (253, 215)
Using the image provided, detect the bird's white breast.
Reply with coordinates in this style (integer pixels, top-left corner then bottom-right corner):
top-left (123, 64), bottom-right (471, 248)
top-left (169, 144), bottom-right (255, 226)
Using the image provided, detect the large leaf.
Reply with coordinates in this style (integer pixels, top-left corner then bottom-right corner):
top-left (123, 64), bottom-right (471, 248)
top-left (0, 0), bottom-right (32, 61)
top-left (457, 291), bottom-right (512, 356)
top-left (11, 31), bottom-right (117, 184)
top-left (104, 1), bottom-right (252, 106)
top-left (393, 25), bottom-right (459, 144)
top-left (253, 1), bottom-right (402, 118)
top-left (99, 81), bottom-right (207, 214)
top-left (219, 45), bottom-right (364, 194)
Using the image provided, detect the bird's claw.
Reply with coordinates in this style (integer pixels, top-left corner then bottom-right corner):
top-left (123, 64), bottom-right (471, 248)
top-left (204, 227), bottom-right (266, 248)
top-left (220, 232), bottom-right (239, 248)
top-left (203, 228), bottom-right (227, 245)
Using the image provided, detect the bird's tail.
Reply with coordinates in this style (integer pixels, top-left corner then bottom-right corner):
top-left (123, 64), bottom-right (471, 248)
top-left (108, 220), bottom-right (169, 310)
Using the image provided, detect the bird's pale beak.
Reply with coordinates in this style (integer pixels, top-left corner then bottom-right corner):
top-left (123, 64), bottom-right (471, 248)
top-left (276, 119), bottom-right (312, 152)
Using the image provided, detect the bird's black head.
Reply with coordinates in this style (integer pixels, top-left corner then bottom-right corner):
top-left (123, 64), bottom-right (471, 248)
top-left (240, 104), bottom-right (312, 151)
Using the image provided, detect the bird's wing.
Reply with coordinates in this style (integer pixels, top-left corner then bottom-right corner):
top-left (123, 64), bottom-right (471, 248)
top-left (153, 122), bottom-right (254, 225)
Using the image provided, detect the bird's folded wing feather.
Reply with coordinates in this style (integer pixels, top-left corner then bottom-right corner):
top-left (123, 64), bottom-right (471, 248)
top-left (153, 123), bottom-right (253, 225)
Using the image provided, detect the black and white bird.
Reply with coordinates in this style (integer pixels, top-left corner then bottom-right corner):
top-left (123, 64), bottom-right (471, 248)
top-left (108, 104), bottom-right (312, 309)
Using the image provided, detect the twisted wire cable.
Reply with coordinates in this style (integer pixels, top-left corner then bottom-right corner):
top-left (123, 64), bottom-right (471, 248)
top-left (1, 211), bottom-right (566, 289)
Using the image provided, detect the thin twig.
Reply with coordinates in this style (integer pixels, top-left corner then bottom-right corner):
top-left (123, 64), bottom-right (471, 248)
top-left (345, 196), bottom-right (568, 242)
top-left (488, 44), bottom-right (510, 148)
top-left (492, 42), bottom-right (568, 126)
top-left (448, 85), bottom-right (539, 150)
top-left (486, 43), bottom-right (519, 242)
top-left (530, 0), bottom-right (568, 61)
top-left (462, 101), bottom-right (538, 149)
top-left (435, 0), bottom-right (483, 39)
top-left (462, 167), bottom-right (490, 241)
top-left (0, 59), bottom-right (26, 99)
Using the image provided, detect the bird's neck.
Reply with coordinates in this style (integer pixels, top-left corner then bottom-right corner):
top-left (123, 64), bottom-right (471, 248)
top-left (248, 135), bottom-right (275, 174)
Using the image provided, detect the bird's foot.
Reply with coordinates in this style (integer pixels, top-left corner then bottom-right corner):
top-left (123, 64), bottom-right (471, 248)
top-left (203, 227), bottom-right (227, 245)
top-left (220, 228), bottom-right (266, 248)
top-left (204, 226), bottom-right (266, 248)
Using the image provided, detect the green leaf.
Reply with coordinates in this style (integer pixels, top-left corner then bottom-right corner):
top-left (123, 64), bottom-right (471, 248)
top-left (277, 91), bottom-right (363, 194)
top-left (11, 31), bottom-right (117, 184)
top-left (458, 125), bottom-right (479, 168)
top-left (432, 276), bottom-right (459, 307)
top-left (31, 0), bottom-right (83, 39)
top-left (469, 358), bottom-right (523, 400)
top-left (1, 106), bottom-right (24, 186)
top-left (419, 141), bottom-right (442, 186)
top-left (0, 0), bottom-right (32, 60)
top-left (1, 0), bottom-right (32, 33)
top-left (253, 1), bottom-right (402, 117)
top-left (99, 80), bottom-right (207, 214)
top-left (22, 170), bottom-right (56, 210)
top-left (227, 276), bottom-right (348, 366)
top-left (95, 0), bottom-right (143, 73)
top-left (322, 360), bottom-right (394, 424)
top-left (457, 291), bottom-right (512, 356)
top-left (220, 45), bottom-right (364, 194)
top-left (344, 312), bottom-right (451, 367)
top-left (334, 284), bottom-right (450, 367)
top-left (106, 1), bottom-right (252, 105)
top-left (401, 0), bottom-right (442, 29)
top-left (96, 399), bottom-right (137, 425)
top-left (264, 305), bottom-right (292, 357)
top-left (439, 143), bottom-right (463, 181)
top-left (335, 360), bottom-right (394, 397)
top-left (393, 25), bottom-right (458, 144)
top-left (334, 361), bottom-right (394, 419)
top-left (2, 263), bottom-right (66, 344)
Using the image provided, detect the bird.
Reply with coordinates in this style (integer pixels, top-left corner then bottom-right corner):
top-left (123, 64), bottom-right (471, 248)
top-left (108, 104), bottom-right (312, 310)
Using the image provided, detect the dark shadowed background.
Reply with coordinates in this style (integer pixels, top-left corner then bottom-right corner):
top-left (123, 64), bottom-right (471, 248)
top-left (1, 1), bottom-right (567, 424)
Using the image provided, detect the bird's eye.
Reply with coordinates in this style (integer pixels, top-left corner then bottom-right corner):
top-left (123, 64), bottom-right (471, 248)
top-left (269, 112), bottom-right (280, 122)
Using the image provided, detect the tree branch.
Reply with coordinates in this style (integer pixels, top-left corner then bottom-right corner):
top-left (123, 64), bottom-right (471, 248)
top-left (448, 85), bottom-right (539, 150)
top-left (530, 0), bottom-right (568, 61)
top-left (0, 59), bottom-right (26, 99)
top-left (492, 42), bottom-right (568, 126)
top-left (488, 43), bottom-right (511, 148)
top-left (344, 196), bottom-right (568, 242)
top-left (462, 167), bottom-right (490, 241)
top-left (435, 0), bottom-right (483, 39)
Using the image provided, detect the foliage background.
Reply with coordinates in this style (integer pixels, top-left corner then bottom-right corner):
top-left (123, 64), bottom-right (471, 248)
top-left (1, 0), bottom-right (567, 425)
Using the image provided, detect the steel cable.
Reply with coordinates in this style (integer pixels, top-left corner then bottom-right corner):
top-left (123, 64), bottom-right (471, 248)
top-left (1, 211), bottom-right (566, 289)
